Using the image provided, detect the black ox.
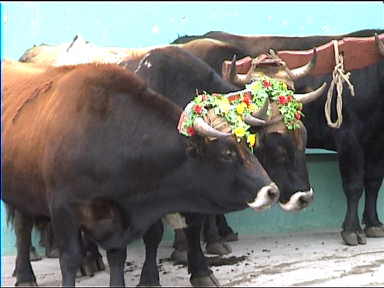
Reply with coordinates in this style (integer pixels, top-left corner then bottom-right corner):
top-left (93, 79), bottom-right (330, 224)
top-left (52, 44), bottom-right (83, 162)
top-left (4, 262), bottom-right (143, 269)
top-left (128, 45), bottom-right (325, 286)
top-left (3, 60), bottom-right (277, 286)
top-left (179, 29), bottom-right (384, 246)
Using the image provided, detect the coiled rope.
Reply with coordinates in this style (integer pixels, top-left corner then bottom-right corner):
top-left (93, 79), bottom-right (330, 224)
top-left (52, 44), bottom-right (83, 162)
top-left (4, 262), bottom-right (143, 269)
top-left (324, 40), bottom-right (355, 128)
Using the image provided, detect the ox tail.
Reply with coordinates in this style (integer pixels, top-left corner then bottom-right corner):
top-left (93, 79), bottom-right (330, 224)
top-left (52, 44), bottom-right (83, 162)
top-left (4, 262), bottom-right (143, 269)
top-left (5, 204), bottom-right (16, 228)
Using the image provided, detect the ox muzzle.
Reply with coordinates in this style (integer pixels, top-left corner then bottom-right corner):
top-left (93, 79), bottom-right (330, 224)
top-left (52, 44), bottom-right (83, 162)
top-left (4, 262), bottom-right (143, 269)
top-left (247, 182), bottom-right (279, 211)
top-left (279, 188), bottom-right (314, 212)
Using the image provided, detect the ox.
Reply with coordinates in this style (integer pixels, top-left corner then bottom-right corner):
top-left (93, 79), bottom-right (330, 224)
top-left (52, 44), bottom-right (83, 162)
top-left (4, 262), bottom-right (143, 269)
top-left (130, 45), bottom-right (325, 286)
top-left (12, 33), bottom-right (248, 271)
top-left (19, 34), bottom-right (248, 73)
top-left (3, 60), bottom-right (277, 286)
top-left (218, 32), bottom-right (384, 246)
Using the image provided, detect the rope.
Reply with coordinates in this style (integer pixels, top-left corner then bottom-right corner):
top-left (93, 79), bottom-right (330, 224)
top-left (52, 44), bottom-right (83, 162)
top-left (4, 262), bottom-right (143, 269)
top-left (324, 40), bottom-right (355, 128)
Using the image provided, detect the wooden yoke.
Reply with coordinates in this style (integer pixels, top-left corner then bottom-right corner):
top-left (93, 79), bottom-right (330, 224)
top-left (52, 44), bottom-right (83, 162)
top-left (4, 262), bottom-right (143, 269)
top-left (224, 34), bottom-right (384, 76)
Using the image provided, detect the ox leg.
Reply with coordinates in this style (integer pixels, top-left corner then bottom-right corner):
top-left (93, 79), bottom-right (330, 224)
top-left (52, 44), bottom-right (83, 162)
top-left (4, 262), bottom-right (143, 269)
top-left (138, 219), bottom-right (164, 287)
top-left (362, 152), bottom-right (384, 237)
top-left (44, 223), bottom-right (60, 258)
top-left (204, 215), bottom-right (232, 255)
top-left (216, 214), bottom-right (238, 242)
top-left (13, 210), bottom-right (37, 286)
top-left (51, 206), bottom-right (84, 287)
top-left (106, 248), bottom-right (127, 287)
top-left (185, 214), bottom-right (220, 287)
top-left (337, 134), bottom-right (366, 245)
top-left (79, 233), bottom-right (105, 277)
top-left (170, 229), bottom-right (188, 265)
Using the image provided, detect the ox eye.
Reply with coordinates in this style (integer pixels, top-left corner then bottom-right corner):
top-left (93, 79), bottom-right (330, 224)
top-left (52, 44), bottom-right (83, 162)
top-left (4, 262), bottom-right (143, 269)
top-left (221, 148), bottom-right (237, 161)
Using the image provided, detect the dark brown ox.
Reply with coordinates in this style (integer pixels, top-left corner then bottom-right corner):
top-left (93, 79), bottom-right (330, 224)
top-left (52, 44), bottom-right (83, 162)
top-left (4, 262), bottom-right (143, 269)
top-left (2, 60), bottom-right (276, 286)
top-left (129, 45), bottom-right (326, 286)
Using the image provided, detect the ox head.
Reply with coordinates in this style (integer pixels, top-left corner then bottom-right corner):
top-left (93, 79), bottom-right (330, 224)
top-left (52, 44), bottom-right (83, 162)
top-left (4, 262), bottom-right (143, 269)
top-left (178, 99), bottom-right (279, 212)
top-left (222, 51), bottom-right (326, 212)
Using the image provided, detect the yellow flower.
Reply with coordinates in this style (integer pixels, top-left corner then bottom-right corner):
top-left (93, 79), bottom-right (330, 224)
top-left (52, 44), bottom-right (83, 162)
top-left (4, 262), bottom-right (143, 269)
top-left (218, 98), bottom-right (230, 113)
top-left (234, 127), bottom-right (246, 138)
top-left (248, 103), bottom-right (257, 112)
top-left (247, 134), bottom-right (256, 147)
top-left (236, 103), bottom-right (247, 115)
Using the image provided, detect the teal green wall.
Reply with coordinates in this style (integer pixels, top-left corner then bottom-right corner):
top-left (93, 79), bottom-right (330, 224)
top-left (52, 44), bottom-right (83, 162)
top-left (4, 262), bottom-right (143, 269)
top-left (4, 152), bottom-right (383, 256)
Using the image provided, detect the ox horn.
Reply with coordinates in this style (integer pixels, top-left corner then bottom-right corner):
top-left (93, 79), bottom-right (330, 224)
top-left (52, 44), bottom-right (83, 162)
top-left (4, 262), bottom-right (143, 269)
top-left (225, 54), bottom-right (253, 86)
top-left (375, 33), bottom-right (384, 56)
top-left (288, 49), bottom-right (318, 80)
top-left (252, 97), bottom-right (269, 120)
top-left (193, 118), bottom-right (232, 138)
top-left (243, 97), bottom-right (269, 126)
top-left (294, 82), bottom-right (327, 104)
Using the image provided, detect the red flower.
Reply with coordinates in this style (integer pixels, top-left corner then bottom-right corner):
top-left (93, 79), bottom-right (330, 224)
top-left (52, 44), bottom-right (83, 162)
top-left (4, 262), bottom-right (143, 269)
top-left (295, 112), bottom-right (302, 120)
top-left (279, 96), bottom-right (288, 105)
top-left (228, 94), bottom-right (240, 102)
top-left (263, 80), bottom-right (272, 88)
top-left (243, 92), bottom-right (252, 105)
top-left (193, 105), bottom-right (203, 114)
top-left (287, 95), bottom-right (293, 102)
top-left (187, 126), bottom-right (196, 136)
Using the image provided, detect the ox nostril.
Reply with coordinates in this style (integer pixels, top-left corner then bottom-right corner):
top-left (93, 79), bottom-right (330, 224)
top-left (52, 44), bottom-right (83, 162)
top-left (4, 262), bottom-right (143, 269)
top-left (267, 183), bottom-right (279, 201)
top-left (298, 195), bottom-right (312, 207)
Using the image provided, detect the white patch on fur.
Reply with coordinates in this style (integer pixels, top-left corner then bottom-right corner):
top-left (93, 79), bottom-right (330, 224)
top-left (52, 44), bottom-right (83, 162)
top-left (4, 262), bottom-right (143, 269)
top-left (53, 34), bottom-right (126, 67)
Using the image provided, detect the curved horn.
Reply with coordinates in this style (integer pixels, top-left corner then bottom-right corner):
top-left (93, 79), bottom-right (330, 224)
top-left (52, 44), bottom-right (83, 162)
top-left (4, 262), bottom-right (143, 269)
top-left (243, 97), bottom-right (270, 126)
top-left (294, 82), bottom-right (327, 104)
top-left (375, 33), bottom-right (384, 56)
top-left (252, 97), bottom-right (269, 120)
top-left (289, 48), bottom-right (317, 80)
top-left (243, 114), bottom-right (267, 126)
top-left (224, 54), bottom-right (254, 86)
top-left (193, 117), bottom-right (232, 138)
top-left (229, 54), bottom-right (238, 83)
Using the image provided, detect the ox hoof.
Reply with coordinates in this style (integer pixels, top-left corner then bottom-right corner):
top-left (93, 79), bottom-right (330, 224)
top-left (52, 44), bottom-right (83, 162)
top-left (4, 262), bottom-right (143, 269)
top-left (30, 247), bottom-right (42, 262)
top-left (365, 226), bottom-right (384, 237)
top-left (222, 232), bottom-right (238, 242)
top-left (206, 242), bottom-right (232, 255)
top-left (170, 249), bottom-right (188, 265)
top-left (15, 281), bottom-right (38, 286)
top-left (341, 231), bottom-right (366, 246)
top-left (80, 261), bottom-right (97, 277)
top-left (190, 273), bottom-right (220, 287)
top-left (137, 281), bottom-right (161, 287)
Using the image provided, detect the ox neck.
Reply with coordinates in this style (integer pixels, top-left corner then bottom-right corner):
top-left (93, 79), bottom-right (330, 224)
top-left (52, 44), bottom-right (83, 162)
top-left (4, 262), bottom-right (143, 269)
top-left (119, 172), bottom-right (227, 244)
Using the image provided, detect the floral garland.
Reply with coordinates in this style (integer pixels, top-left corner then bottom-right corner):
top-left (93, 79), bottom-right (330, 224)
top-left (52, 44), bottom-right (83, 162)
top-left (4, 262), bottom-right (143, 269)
top-left (178, 75), bottom-right (304, 150)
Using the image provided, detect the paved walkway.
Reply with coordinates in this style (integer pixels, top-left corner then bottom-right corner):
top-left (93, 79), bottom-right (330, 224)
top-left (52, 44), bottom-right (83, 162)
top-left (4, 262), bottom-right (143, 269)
top-left (2, 230), bottom-right (384, 287)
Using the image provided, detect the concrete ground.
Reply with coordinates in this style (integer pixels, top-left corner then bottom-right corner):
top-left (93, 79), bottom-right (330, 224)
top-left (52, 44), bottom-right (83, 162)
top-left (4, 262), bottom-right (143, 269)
top-left (2, 229), bottom-right (384, 287)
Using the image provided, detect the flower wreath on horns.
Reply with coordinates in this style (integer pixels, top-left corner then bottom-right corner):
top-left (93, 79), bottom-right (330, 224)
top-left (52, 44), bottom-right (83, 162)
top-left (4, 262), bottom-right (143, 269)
top-left (177, 75), bottom-right (304, 151)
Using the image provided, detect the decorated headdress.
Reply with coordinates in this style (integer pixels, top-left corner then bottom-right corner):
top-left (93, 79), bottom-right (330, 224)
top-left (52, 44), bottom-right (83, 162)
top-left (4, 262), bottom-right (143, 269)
top-left (178, 74), bottom-right (309, 151)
